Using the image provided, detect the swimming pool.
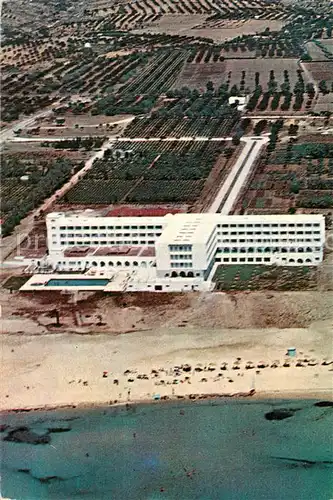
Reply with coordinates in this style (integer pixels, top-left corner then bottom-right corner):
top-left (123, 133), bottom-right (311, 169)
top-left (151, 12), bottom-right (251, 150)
top-left (46, 278), bottom-right (109, 287)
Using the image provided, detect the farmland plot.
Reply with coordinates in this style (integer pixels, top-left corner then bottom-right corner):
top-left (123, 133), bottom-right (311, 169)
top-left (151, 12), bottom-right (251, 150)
top-left (304, 62), bottom-right (333, 85)
top-left (235, 142), bottom-right (333, 215)
top-left (62, 142), bottom-right (229, 205)
top-left (125, 117), bottom-right (239, 138)
top-left (173, 59), bottom-right (307, 92)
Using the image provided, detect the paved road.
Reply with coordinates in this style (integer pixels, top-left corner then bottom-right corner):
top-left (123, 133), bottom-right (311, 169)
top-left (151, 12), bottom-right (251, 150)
top-left (1, 115), bottom-right (135, 143)
top-left (8, 135), bottom-right (233, 143)
top-left (208, 136), bottom-right (269, 214)
top-left (0, 107), bottom-right (58, 142)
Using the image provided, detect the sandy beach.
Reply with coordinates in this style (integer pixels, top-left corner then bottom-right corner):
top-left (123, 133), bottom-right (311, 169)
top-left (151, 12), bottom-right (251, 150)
top-left (1, 320), bottom-right (332, 411)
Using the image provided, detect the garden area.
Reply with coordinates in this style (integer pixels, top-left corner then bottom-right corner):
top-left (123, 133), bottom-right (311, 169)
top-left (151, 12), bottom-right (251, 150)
top-left (213, 265), bottom-right (318, 291)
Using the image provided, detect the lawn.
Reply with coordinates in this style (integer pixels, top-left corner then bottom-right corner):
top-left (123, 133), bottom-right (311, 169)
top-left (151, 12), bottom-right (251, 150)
top-left (213, 265), bottom-right (317, 291)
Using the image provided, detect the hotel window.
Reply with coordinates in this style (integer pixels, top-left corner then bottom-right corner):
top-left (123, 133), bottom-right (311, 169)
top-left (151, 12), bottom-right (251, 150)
top-left (92, 226), bottom-right (97, 230)
top-left (60, 226), bottom-right (66, 230)
top-left (99, 226), bottom-right (106, 230)
top-left (107, 226), bottom-right (114, 230)
top-left (256, 257), bottom-right (262, 262)
top-left (116, 226), bottom-right (122, 229)
top-left (84, 226), bottom-right (89, 230)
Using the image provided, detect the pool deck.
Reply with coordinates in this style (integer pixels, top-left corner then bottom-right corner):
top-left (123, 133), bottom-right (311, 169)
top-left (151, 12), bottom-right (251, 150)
top-left (20, 270), bottom-right (213, 293)
top-left (20, 274), bottom-right (113, 292)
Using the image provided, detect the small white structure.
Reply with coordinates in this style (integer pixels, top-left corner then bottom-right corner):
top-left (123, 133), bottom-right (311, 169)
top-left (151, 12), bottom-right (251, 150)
top-left (84, 42), bottom-right (92, 49)
top-left (228, 96), bottom-right (248, 111)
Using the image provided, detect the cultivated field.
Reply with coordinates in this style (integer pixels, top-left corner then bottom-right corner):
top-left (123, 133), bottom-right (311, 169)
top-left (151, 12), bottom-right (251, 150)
top-left (61, 140), bottom-right (237, 206)
top-left (234, 141), bottom-right (333, 215)
top-left (304, 62), bottom-right (333, 86)
top-left (305, 40), bottom-right (333, 61)
top-left (173, 59), bottom-right (307, 92)
top-left (135, 17), bottom-right (286, 42)
top-left (1, 147), bottom-right (86, 236)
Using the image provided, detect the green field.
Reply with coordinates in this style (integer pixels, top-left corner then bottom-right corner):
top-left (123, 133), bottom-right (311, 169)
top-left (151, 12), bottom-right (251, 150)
top-left (213, 265), bottom-right (317, 291)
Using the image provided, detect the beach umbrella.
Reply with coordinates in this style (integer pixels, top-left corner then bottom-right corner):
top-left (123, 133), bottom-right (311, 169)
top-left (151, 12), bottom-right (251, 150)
top-left (194, 367), bottom-right (203, 372)
top-left (183, 364), bottom-right (192, 372)
top-left (257, 361), bottom-right (268, 368)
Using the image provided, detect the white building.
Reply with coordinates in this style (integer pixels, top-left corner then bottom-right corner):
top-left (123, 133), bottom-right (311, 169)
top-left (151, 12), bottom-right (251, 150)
top-left (22, 211), bottom-right (326, 292)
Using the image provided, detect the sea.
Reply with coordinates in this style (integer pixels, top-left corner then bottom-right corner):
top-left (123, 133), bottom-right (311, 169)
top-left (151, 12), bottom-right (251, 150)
top-left (1, 399), bottom-right (332, 500)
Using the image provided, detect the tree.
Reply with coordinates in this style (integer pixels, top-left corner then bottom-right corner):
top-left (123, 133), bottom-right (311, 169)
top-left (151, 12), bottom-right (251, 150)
top-left (206, 80), bottom-right (214, 92)
top-left (319, 80), bottom-right (329, 94)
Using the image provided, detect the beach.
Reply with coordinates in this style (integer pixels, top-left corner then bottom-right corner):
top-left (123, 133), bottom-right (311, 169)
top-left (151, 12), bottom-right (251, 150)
top-left (1, 320), bottom-right (332, 411)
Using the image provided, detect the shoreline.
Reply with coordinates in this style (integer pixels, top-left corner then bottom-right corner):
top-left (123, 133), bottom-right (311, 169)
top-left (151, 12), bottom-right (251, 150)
top-left (2, 388), bottom-right (332, 415)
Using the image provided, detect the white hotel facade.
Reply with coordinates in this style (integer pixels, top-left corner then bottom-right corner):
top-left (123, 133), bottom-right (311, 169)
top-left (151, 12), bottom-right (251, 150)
top-left (28, 211), bottom-right (326, 292)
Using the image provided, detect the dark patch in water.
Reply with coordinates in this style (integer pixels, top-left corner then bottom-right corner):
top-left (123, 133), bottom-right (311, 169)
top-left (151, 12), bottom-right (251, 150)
top-left (272, 456), bottom-right (333, 469)
top-left (265, 409), bottom-right (298, 421)
top-left (0, 424), bottom-right (9, 433)
top-left (4, 426), bottom-right (51, 445)
top-left (16, 468), bottom-right (80, 484)
top-left (47, 427), bottom-right (71, 433)
top-left (314, 401), bottom-right (333, 408)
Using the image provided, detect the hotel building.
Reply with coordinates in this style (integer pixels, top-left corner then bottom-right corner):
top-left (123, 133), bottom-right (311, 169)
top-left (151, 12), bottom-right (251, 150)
top-left (26, 211), bottom-right (325, 292)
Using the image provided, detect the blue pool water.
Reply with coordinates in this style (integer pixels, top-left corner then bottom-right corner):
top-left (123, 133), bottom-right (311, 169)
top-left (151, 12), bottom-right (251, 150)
top-left (1, 399), bottom-right (332, 500)
top-left (46, 279), bottom-right (109, 287)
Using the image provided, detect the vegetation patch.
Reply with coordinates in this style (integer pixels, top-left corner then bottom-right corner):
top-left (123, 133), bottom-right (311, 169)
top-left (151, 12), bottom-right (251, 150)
top-left (213, 265), bottom-right (317, 291)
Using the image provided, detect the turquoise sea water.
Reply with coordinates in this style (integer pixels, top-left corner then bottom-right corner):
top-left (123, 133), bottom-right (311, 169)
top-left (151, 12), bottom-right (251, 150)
top-left (1, 399), bottom-right (332, 500)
